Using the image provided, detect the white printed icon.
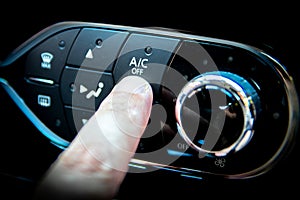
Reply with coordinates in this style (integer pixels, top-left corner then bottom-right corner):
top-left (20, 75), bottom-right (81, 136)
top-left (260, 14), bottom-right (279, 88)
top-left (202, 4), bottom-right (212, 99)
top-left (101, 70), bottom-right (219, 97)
top-left (79, 82), bottom-right (105, 99)
top-left (38, 94), bottom-right (51, 107)
top-left (85, 49), bottom-right (94, 59)
top-left (41, 52), bottom-right (54, 69)
top-left (80, 85), bottom-right (88, 93)
top-left (129, 56), bottom-right (148, 75)
top-left (215, 158), bottom-right (226, 168)
top-left (81, 119), bottom-right (88, 125)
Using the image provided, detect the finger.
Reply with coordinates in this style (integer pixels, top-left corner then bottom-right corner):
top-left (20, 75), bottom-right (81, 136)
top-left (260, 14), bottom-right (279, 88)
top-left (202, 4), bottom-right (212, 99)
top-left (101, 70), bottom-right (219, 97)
top-left (74, 75), bottom-right (153, 172)
top-left (34, 76), bottom-right (153, 200)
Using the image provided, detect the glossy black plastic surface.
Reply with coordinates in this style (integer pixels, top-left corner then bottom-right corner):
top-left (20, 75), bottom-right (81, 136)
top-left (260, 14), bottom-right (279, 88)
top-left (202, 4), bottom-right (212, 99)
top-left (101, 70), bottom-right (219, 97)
top-left (0, 22), bottom-right (298, 187)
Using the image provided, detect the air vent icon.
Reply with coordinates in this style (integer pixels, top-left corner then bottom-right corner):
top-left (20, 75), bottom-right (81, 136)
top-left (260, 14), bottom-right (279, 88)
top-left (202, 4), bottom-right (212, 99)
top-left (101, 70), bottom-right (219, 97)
top-left (41, 52), bottom-right (54, 69)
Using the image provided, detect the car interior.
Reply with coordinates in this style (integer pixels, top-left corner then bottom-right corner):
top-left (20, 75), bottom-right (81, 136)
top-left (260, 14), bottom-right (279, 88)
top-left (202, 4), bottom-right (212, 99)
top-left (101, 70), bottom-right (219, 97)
top-left (0, 4), bottom-right (299, 199)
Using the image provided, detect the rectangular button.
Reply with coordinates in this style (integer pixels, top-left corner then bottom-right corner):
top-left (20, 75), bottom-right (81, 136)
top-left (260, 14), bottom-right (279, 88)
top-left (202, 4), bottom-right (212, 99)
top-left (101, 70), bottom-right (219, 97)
top-left (23, 81), bottom-right (72, 141)
top-left (60, 66), bottom-right (114, 110)
top-left (64, 106), bottom-right (95, 137)
top-left (113, 33), bottom-right (180, 84)
top-left (25, 29), bottom-right (80, 83)
top-left (67, 28), bottom-right (129, 71)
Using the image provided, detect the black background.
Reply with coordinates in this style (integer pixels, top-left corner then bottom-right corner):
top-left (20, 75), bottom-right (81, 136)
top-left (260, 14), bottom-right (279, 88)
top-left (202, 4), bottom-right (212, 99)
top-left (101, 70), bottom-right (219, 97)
top-left (0, 2), bottom-right (299, 199)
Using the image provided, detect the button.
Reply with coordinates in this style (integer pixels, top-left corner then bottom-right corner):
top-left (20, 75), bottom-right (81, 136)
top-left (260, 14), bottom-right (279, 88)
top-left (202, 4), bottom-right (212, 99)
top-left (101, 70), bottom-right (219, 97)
top-left (165, 40), bottom-right (221, 96)
top-left (64, 106), bottom-right (95, 137)
top-left (67, 28), bottom-right (129, 71)
top-left (25, 29), bottom-right (80, 83)
top-left (60, 66), bottom-right (114, 110)
top-left (113, 33), bottom-right (180, 86)
top-left (136, 104), bottom-right (166, 153)
top-left (23, 81), bottom-right (72, 141)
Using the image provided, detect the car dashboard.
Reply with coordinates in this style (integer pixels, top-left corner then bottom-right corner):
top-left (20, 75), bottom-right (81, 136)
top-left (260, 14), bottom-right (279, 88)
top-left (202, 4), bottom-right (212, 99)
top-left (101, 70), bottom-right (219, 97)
top-left (0, 16), bottom-right (299, 199)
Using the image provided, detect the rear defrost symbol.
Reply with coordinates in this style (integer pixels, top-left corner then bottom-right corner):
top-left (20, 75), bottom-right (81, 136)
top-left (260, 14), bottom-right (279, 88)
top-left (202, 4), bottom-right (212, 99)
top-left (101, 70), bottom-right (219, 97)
top-left (37, 94), bottom-right (51, 107)
top-left (80, 82), bottom-right (105, 99)
top-left (40, 52), bottom-right (54, 69)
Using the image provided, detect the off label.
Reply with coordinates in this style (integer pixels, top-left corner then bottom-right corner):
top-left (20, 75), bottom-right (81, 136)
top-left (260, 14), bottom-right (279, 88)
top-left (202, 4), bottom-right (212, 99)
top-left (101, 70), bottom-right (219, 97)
top-left (177, 143), bottom-right (189, 151)
top-left (129, 56), bottom-right (148, 75)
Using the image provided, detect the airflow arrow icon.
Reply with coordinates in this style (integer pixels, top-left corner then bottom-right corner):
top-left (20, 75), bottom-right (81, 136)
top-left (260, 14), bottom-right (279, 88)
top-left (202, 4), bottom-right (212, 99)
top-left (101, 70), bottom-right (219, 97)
top-left (80, 85), bottom-right (88, 93)
top-left (85, 49), bottom-right (93, 59)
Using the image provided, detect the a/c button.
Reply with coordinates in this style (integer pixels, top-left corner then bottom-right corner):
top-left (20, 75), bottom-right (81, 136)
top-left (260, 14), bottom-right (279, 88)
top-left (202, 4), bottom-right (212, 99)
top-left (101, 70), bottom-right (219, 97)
top-left (113, 33), bottom-right (180, 85)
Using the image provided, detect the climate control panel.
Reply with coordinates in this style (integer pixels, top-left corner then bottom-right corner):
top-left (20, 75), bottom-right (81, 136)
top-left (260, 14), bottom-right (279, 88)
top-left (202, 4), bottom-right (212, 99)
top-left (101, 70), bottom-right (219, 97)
top-left (1, 21), bottom-right (298, 180)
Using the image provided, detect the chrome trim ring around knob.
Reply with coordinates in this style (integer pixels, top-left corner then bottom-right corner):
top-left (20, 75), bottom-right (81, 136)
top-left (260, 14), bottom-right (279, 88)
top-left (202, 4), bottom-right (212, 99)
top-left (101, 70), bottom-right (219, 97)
top-left (175, 71), bottom-right (260, 157)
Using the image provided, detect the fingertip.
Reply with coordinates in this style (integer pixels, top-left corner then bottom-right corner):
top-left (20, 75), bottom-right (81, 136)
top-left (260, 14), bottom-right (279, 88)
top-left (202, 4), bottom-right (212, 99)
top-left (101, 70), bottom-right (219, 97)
top-left (114, 76), bottom-right (153, 96)
top-left (113, 76), bottom-right (153, 131)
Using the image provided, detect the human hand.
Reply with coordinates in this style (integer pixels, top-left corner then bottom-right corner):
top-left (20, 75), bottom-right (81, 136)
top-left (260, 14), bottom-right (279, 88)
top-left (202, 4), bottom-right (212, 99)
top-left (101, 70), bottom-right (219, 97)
top-left (33, 76), bottom-right (153, 200)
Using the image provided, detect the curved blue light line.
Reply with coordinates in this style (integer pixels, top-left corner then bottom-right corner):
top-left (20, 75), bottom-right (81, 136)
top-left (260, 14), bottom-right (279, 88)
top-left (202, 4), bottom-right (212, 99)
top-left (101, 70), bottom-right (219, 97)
top-left (0, 77), bottom-right (70, 148)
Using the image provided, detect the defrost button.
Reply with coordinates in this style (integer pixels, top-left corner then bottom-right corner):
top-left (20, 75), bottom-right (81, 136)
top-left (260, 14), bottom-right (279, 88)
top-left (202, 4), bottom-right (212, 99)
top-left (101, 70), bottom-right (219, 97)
top-left (22, 81), bottom-right (72, 140)
top-left (25, 29), bottom-right (80, 83)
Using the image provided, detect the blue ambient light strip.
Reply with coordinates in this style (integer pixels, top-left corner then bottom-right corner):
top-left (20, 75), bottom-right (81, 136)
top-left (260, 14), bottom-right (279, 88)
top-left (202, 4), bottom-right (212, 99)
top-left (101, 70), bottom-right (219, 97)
top-left (0, 77), bottom-right (70, 149)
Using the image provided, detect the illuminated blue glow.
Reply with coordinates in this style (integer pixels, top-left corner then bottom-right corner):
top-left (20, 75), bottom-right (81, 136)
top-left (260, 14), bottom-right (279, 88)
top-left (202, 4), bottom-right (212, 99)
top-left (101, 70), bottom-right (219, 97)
top-left (180, 174), bottom-right (203, 180)
top-left (205, 153), bottom-right (214, 158)
top-left (0, 78), bottom-right (70, 148)
top-left (167, 149), bottom-right (193, 157)
top-left (50, 142), bottom-right (68, 150)
top-left (220, 88), bottom-right (233, 98)
top-left (198, 139), bottom-right (205, 145)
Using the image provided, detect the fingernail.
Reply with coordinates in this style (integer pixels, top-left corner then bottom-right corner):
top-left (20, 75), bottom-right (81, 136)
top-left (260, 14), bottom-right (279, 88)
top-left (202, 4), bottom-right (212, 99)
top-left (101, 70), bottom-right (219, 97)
top-left (114, 76), bottom-right (150, 93)
top-left (113, 76), bottom-right (153, 131)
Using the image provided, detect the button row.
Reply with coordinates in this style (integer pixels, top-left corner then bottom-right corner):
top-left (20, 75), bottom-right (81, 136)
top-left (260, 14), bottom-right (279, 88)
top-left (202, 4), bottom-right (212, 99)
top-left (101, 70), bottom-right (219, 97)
top-left (24, 27), bottom-right (181, 139)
